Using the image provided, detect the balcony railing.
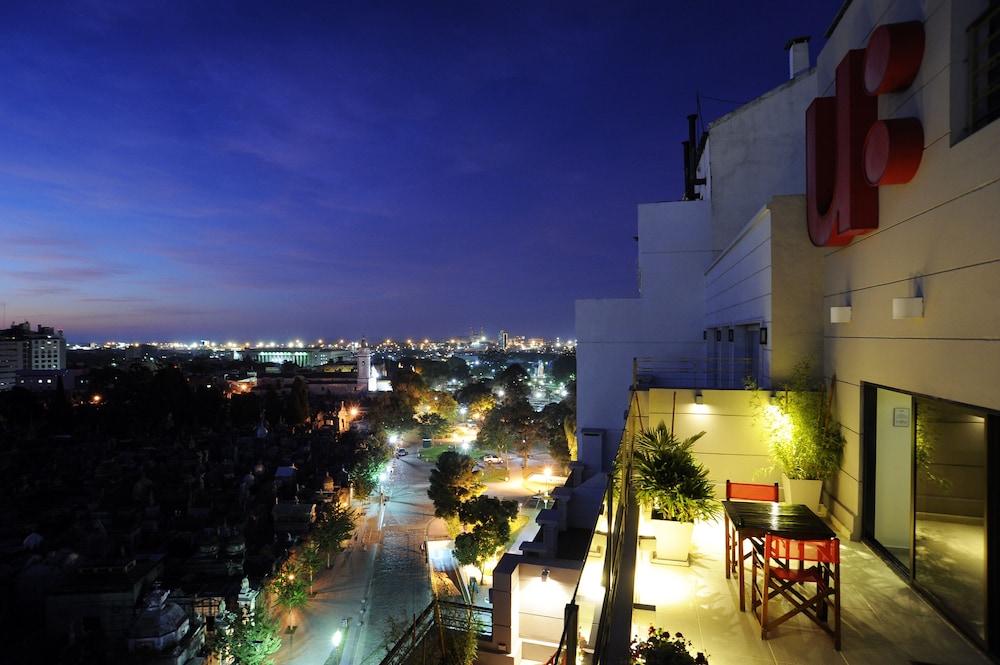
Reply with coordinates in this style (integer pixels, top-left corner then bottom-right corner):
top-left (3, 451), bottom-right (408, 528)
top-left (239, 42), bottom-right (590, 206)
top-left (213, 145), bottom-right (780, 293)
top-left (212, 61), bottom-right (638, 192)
top-left (633, 356), bottom-right (760, 390)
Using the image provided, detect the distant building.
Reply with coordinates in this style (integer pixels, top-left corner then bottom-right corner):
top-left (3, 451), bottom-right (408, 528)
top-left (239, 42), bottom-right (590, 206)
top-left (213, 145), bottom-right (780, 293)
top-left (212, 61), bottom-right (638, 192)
top-left (0, 321), bottom-right (67, 391)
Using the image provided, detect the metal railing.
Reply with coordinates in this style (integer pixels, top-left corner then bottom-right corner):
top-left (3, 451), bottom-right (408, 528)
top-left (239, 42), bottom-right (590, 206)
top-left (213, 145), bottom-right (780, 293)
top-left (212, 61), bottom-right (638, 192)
top-left (379, 599), bottom-right (492, 665)
top-left (633, 356), bottom-right (760, 390)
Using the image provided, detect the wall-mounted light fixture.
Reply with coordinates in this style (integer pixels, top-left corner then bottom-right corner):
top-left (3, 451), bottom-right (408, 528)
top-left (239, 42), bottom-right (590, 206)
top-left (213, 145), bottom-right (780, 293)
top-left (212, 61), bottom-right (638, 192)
top-left (830, 306), bottom-right (853, 323)
top-left (715, 330), bottom-right (722, 342)
top-left (728, 329), bottom-right (734, 342)
top-left (702, 330), bottom-right (707, 340)
top-left (892, 297), bottom-right (923, 319)
top-left (695, 393), bottom-right (704, 405)
top-left (760, 327), bottom-right (768, 345)
top-left (541, 569), bottom-right (550, 582)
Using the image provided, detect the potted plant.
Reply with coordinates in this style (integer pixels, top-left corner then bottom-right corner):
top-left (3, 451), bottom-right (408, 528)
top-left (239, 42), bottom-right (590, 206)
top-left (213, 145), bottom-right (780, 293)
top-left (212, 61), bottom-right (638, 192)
top-left (630, 626), bottom-right (709, 664)
top-left (747, 358), bottom-right (845, 511)
top-left (632, 422), bottom-right (721, 563)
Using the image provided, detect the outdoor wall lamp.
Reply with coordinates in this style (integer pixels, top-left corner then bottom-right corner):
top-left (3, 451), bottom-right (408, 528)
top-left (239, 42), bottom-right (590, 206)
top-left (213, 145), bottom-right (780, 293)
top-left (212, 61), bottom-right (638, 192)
top-left (830, 306), bottom-right (852, 323)
top-left (893, 297), bottom-right (923, 319)
top-left (695, 393), bottom-right (704, 405)
top-left (541, 569), bottom-right (550, 582)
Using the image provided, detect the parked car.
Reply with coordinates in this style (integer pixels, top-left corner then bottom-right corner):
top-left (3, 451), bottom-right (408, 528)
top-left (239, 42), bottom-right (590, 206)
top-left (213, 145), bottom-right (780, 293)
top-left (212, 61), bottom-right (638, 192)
top-left (395, 448), bottom-right (408, 457)
top-left (481, 453), bottom-right (502, 464)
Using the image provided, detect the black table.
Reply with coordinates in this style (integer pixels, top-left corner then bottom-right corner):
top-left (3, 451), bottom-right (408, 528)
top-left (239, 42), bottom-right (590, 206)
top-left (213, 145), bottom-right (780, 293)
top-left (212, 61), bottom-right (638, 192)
top-left (722, 500), bottom-right (836, 611)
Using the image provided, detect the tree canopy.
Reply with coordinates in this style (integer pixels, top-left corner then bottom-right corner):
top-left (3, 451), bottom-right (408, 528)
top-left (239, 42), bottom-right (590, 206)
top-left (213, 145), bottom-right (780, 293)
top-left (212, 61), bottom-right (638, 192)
top-left (213, 604), bottom-right (282, 665)
top-left (427, 451), bottom-right (485, 520)
top-left (311, 501), bottom-right (358, 568)
top-left (454, 495), bottom-right (519, 579)
top-left (268, 559), bottom-right (311, 630)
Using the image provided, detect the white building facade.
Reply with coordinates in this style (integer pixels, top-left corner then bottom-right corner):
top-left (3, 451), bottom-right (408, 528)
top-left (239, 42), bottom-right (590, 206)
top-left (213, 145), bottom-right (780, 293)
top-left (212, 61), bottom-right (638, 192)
top-left (571, 0), bottom-right (1000, 659)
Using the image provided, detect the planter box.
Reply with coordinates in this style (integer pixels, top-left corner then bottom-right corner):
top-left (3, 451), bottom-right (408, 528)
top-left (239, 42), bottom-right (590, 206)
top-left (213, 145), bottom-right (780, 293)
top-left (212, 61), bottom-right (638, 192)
top-left (782, 475), bottom-right (823, 513)
top-left (650, 517), bottom-right (694, 565)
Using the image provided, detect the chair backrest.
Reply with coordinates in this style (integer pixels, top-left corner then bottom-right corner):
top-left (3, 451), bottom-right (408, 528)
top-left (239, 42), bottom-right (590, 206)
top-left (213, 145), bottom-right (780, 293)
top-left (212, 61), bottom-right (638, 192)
top-left (765, 534), bottom-right (840, 564)
top-left (726, 480), bottom-right (779, 502)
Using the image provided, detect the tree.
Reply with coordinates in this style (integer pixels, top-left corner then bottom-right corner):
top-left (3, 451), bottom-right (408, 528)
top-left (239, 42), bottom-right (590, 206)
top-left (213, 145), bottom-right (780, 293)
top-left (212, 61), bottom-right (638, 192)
top-left (150, 364), bottom-right (195, 434)
top-left (454, 495), bottom-right (519, 580)
top-left (262, 384), bottom-right (284, 429)
top-left (541, 401), bottom-right (572, 470)
top-left (347, 438), bottom-right (390, 501)
top-left (312, 502), bottom-right (358, 568)
top-left (213, 604), bottom-right (282, 665)
top-left (416, 412), bottom-right (450, 441)
top-left (424, 390), bottom-right (459, 421)
top-left (427, 451), bottom-right (485, 520)
top-left (390, 368), bottom-right (427, 399)
top-left (494, 363), bottom-right (530, 402)
top-left (296, 541), bottom-right (325, 595)
top-left (499, 397), bottom-right (539, 469)
top-left (230, 392), bottom-right (261, 429)
top-left (369, 390), bottom-right (418, 435)
top-left (550, 353), bottom-right (576, 383)
top-left (285, 376), bottom-right (310, 429)
top-left (269, 560), bottom-right (311, 630)
top-left (476, 394), bottom-right (536, 465)
top-left (454, 380), bottom-right (495, 419)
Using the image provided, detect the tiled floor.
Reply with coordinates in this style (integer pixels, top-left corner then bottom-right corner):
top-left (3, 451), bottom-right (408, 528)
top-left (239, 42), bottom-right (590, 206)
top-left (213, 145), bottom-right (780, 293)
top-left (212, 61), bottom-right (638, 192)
top-left (628, 520), bottom-right (995, 665)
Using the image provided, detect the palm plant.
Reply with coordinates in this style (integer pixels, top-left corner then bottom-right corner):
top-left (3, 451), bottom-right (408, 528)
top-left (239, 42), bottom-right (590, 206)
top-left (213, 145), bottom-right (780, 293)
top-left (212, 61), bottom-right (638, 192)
top-left (632, 422), bottom-right (720, 523)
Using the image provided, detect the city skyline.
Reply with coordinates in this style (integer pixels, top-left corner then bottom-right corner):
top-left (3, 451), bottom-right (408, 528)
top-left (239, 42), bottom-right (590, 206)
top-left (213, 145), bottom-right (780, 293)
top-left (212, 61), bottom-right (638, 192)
top-left (1, 1), bottom-right (841, 343)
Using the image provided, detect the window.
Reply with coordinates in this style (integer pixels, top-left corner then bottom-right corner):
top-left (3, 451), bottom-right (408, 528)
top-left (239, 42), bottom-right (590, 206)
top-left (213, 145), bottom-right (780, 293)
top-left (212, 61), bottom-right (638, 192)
top-left (969, 2), bottom-right (1000, 132)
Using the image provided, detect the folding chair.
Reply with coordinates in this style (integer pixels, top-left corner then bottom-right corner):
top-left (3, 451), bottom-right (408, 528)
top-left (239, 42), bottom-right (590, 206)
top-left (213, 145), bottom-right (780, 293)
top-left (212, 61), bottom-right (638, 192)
top-left (724, 480), bottom-right (779, 580)
top-left (751, 534), bottom-right (841, 650)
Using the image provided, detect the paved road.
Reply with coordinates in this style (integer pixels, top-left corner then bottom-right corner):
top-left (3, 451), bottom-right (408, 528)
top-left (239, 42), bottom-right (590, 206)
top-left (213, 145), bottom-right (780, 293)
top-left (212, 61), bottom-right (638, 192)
top-left (270, 447), bottom-right (549, 665)
top-left (268, 448), bottom-right (437, 665)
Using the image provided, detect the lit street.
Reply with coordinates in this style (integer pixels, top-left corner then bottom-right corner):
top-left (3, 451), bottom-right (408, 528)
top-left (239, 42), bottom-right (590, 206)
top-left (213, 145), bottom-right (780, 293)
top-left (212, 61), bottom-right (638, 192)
top-left (270, 444), bottom-right (546, 665)
top-left (270, 446), bottom-right (438, 665)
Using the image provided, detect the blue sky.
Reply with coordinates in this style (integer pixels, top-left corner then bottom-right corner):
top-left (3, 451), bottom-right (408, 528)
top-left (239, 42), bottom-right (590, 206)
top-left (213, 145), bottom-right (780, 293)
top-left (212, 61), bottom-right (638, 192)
top-left (0, 1), bottom-right (841, 344)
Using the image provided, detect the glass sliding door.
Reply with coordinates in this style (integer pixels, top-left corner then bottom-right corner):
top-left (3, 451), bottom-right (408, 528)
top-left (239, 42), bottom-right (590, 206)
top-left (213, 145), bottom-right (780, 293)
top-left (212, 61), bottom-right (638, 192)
top-left (864, 385), bottom-right (989, 646)
top-left (913, 399), bottom-right (986, 641)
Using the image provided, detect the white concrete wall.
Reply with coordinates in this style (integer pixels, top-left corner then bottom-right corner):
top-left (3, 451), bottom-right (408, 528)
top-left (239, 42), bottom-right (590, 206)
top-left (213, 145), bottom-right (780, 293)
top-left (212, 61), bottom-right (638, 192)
top-left (818, 0), bottom-right (1000, 535)
top-left (707, 69), bottom-right (818, 252)
top-left (636, 199), bottom-right (714, 343)
top-left (635, 387), bottom-right (779, 493)
top-left (575, 199), bottom-right (713, 472)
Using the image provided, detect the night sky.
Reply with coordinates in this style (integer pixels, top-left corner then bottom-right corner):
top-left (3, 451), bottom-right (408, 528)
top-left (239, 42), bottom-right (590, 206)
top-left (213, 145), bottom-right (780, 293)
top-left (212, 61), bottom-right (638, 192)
top-left (0, 1), bottom-right (842, 345)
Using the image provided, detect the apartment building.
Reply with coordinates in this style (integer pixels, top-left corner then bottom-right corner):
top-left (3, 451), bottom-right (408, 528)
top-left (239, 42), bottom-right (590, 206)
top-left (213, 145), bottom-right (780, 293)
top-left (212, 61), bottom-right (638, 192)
top-left (482, 1), bottom-right (1000, 663)
top-left (0, 321), bottom-right (68, 391)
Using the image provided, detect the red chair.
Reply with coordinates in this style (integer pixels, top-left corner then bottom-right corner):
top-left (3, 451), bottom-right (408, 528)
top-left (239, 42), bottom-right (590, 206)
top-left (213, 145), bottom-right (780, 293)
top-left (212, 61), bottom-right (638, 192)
top-left (751, 534), bottom-right (841, 650)
top-left (724, 480), bottom-right (779, 581)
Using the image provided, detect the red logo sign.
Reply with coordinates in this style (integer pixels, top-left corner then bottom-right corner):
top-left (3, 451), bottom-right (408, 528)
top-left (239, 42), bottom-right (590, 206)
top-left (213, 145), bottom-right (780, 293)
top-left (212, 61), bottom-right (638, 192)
top-left (806, 21), bottom-right (925, 247)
